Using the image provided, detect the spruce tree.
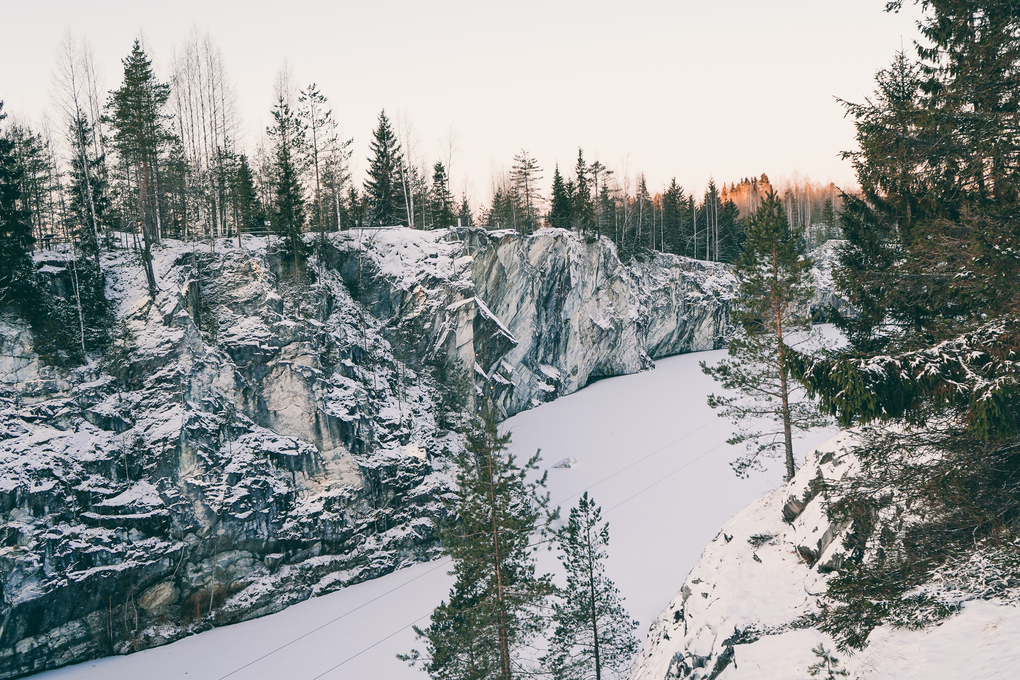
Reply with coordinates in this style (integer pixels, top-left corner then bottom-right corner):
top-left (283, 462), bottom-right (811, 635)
top-left (701, 190), bottom-right (827, 480)
top-left (66, 112), bottom-right (111, 262)
top-left (364, 109), bottom-right (404, 226)
top-left (457, 193), bottom-right (474, 227)
top-left (267, 94), bottom-right (306, 262)
top-left (543, 493), bottom-right (638, 680)
top-left (549, 165), bottom-right (572, 230)
top-left (231, 154), bottom-right (265, 246)
top-left (572, 149), bottom-right (593, 234)
top-left (404, 405), bottom-right (554, 680)
top-left (430, 162), bottom-right (456, 228)
top-left (106, 39), bottom-right (171, 298)
top-left (0, 101), bottom-right (35, 309)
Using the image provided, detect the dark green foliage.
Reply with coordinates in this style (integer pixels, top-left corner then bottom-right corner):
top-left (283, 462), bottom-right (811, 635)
top-left (549, 165), bottom-right (572, 231)
top-left (106, 39), bottom-right (173, 296)
top-left (457, 194), bottom-right (475, 227)
top-left (792, 20), bottom-right (1020, 635)
top-left (542, 493), bottom-right (638, 680)
top-left (572, 149), bottom-right (594, 234)
top-left (0, 102), bottom-right (35, 309)
top-left (405, 406), bottom-right (554, 680)
top-left (65, 113), bottom-right (112, 259)
top-left (702, 191), bottom-right (825, 480)
top-left (817, 422), bottom-right (1020, 650)
top-left (806, 644), bottom-right (848, 678)
top-left (231, 154), bottom-right (265, 240)
top-left (661, 179), bottom-right (689, 255)
top-left (267, 95), bottom-right (306, 260)
top-left (485, 184), bottom-right (525, 232)
top-left (364, 110), bottom-right (404, 226)
top-left (430, 162), bottom-right (456, 229)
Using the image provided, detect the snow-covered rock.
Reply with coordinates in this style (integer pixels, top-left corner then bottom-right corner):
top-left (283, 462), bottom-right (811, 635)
top-left (0, 227), bottom-right (740, 677)
top-left (322, 227), bottom-right (738, 414)
top-left (630, 430), bottom-right (1020, 680)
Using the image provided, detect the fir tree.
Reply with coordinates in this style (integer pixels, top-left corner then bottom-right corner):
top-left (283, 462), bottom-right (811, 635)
top-left (404, 405), bottom-right (555, 680)
top-left (543, 493), bottom-right (638, 680)
top-left (364, 109), bottom-right (404, 226)
top-left (231, 154), bottom-right (265, 245)
top-left (661, 179), bottom-right (688, 256)
top-left (794, 4), bottom-right (1020, 650)
top-left (701, 190), bottom-right (827, 480)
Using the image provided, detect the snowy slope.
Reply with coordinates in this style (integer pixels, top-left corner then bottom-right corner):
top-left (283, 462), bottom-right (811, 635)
top-left (28, 343), bottom-right (837, 680)
top-left (630, 433), bottom-right (1020, 680)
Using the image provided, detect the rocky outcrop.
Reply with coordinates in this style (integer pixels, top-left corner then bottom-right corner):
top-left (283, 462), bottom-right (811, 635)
top-left (0, 227), bottom-right (737, 678)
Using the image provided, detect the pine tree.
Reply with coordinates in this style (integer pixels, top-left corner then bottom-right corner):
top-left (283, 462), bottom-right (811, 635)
top-left (0, 101), bottom-right (35, 308)
top-left (701, 190), bottom-right (827, 480)
top-left (543, 493), bottom-right (638, 680)
top-left (364, 109), bottom-right (404, 226)
top-left (298, 83), bottom-right (332, 238)
top-left (404, 406), bottom-right (554, 680)
top-left (807, 644), bottom-right (848, 679)
top-left (510, 150), bottom-right (542, 234)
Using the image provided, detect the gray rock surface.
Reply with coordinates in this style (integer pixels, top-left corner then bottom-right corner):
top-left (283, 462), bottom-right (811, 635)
top-left (0, 227), bottom-right (738, 678)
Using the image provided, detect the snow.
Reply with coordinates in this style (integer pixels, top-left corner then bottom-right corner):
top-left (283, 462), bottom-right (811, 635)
top-left (29, 340), bottom-right (834, 680)
top-left (25, 319), bottom-right (1014, 680)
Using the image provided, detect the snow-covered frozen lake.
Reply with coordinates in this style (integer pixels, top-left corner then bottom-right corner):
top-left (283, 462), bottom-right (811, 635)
top-left (32, 344), bottom-right (837, 680)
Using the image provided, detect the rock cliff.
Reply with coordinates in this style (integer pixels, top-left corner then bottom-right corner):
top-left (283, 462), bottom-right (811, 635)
top-left (0, 227), bottom-right (736, 678)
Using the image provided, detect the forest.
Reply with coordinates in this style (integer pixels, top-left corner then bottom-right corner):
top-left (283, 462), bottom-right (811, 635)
top-left (0, 32), bottom-right (844, 284)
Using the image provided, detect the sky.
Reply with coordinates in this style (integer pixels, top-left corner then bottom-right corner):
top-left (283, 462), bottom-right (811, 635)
top-left (2, 1), bottom-right (924, 205)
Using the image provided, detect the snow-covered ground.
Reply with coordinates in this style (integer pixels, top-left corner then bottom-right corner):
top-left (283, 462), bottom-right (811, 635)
top-left (30, 344), bottom-right (836, 680)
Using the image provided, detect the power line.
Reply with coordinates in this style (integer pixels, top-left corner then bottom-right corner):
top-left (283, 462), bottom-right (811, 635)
top-left (308, 611), bottom-right (434, 680)
top-left (215, 415), bottom-right (726, 679)
top-left (304, 434), bottom-right (731, 679)
top-left (216, 557), bottom-right (451, 680)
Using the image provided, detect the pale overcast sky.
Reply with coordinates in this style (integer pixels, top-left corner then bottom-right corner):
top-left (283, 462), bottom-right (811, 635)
top-left (2, 1), bottom-right (923, 204)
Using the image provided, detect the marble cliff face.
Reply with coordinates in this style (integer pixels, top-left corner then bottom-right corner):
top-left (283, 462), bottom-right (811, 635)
top-left (0, 227), bottom-right (739, 677)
